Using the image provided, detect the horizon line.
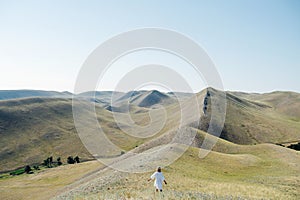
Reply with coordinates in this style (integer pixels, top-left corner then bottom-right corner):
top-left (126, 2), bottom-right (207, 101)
top-left (0, 88), bottom-right (299, 95)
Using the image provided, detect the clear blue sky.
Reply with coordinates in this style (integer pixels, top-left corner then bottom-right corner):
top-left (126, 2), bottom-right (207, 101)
top-left (0, 0), bottom-right (299, 93)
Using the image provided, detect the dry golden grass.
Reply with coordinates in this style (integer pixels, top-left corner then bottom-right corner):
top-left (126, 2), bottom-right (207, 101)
top-left (1, 141), bottom-right (299, 199)
top-left (1, 89), bottom-right (300, 171)
top-left (55, 140), bottom-right (299, 199)
top-left (1, 89), bottom-right (300, 199)
top-left (0, 161), bottom-right (102, 200)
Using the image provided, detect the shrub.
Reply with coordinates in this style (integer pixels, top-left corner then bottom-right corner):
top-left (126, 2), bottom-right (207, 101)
top-left (74, 156), bottom-right (80, 163)
top-left (57, 157), bottom-right (62, 165)
top-left (24, 165), bottom-right (32, 174)
top-left (43, 157), bottom-right (53, 168)
top-left (67, 156), bottom-right (75, 164)
top-left (288, 142), bottom-right (300, 151)
top-left (33, 165), bottom-right (40, 170)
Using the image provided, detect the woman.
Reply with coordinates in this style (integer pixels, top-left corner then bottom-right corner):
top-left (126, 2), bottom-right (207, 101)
top-left (148, 166), bottom-right (167, 192)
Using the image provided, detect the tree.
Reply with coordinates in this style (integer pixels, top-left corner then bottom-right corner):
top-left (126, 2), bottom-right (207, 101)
top-left (67, 156), bottom-right (75, 164)
top-left (207, 91), bottom-right (211, 96)
top-left (49, 156), bottom-right (53, 164)
top-left (33, 165), bottom-right (40, 170)
top-left (288, 142), bottom-right (300, 151)
top-left (43, 159), bottom-right (49, 167)
top-left (74, 156), bottom-right (80, 163)
top-left (57, 157), bottom-right (62, 166)
top-left (24, 165), bottom-right (32, 174)
top-left (43, 157), bottom-right (53, 168)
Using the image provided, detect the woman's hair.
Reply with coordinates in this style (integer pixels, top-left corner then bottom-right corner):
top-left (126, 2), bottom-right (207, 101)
top-left (157, 166), bottom-right (161, 172)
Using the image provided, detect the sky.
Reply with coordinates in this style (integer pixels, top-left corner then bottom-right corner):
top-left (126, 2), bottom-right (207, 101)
top-left (0, 0), bottom-right (299, 93)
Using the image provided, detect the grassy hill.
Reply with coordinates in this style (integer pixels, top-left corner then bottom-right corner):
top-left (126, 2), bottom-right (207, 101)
top-left (200, 88), bottom-right (300, 145)
top-left (129, 90), bottom-right (177, 108)
top-left (0, 89), bottom-right (300, 171)
top-left (232, 90), bottom-right (300, 120)
top-left (0, 90), bottom-right (71, 100)
top-left (0, 136), bottom-right (299, 200)
top-left (0, 89), bottom-right (299, 199)
top-left (0, 98), bottom-right (94, 172)
top-left (0, 160), bottom-right (103, 200)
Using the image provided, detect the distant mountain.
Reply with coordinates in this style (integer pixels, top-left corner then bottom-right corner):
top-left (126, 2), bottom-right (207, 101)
top-left (129, 90), bottom-right (177, 108)
top-left (115, 91), bottom-right (143, 103)
top-left (167, 91), bottom-right (194, 99)
top-left (0, 90), bottom-right (72, 100)
top-left (78, 91), bottom-right (125, 104)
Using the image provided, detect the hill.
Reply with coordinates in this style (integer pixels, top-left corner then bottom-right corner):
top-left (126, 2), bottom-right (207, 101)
top-left (0, 98), bottom-right (93, 172)
top-left (127, 90), bottom-right (177, 108)
top-left (52, 130), bottom-right (300, 199)
top-left (0, 89), bottom-right (300, 172)
top-left (1, 136), bottom-right (299, 200)
top-left (77, 91), bottom-right (125, 105)
top-left (0, 90), bottom-right (71, 100)
top-left (0, 88), bottom-right (299, 199)
top-left (232, 90), bottom-right (300, 119)
top-left (199, 88), bottom-right (300, 145)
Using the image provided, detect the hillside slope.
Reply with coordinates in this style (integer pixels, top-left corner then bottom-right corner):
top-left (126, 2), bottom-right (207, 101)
top-left (200, 88), bottom-right (300, 145)
top-left (129, 90), bottom-right (177, 108)
top-left (0, 98), bottom-right (94, 172)
top-left (52, 131), bottom-right (300, 199)
top-left (232, 90), bottom-right (300, 119)
top-left (0, 90), bottom-right (71, 100)
top-left (0, 89), bottom-right (299, 172)
top-left (0, 97), bottom-right (160, 171)
top-left (1, 137), bottom-right (298, 200)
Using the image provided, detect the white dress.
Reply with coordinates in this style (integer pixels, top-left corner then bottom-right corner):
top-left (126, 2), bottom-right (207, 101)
top-left (150, 172), bottom-right (165, 190)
